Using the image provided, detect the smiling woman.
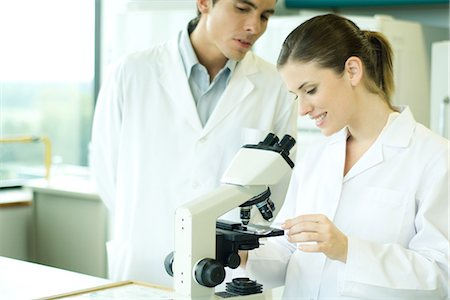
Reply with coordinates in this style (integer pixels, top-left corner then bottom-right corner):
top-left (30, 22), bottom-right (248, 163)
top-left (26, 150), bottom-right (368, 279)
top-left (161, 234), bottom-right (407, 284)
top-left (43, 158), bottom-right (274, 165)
top-left (0, 0), bottom-right (96, 177)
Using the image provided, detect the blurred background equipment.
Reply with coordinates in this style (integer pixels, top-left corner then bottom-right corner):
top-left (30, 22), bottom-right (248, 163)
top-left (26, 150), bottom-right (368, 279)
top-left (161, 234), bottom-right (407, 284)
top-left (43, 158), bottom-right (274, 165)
top-left (430, 41), bottom-right (449, 139)
top-left (0, 135), bottom-right (52, 187)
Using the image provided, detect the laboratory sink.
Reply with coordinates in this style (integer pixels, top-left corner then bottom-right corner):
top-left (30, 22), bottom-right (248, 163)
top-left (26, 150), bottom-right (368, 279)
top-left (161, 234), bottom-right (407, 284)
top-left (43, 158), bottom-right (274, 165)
top-left (0, 170), bottom-right (44, 189)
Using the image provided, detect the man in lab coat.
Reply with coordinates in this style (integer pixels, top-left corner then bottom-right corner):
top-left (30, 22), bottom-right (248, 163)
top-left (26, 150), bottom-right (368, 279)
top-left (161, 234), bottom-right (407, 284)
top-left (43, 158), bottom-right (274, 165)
top-left (90, 0), bottom-right (297, 287)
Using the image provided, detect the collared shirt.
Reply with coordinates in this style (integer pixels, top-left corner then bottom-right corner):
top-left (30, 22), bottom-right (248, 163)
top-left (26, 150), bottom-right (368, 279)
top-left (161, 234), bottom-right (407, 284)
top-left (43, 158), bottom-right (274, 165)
top-left (178, 27), bottom-right (237, 126)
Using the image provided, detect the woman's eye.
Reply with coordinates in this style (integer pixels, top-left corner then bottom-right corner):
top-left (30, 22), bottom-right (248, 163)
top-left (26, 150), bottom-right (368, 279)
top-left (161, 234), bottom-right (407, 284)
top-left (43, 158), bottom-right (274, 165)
top-left (307, 87), bottom-right (317, 95)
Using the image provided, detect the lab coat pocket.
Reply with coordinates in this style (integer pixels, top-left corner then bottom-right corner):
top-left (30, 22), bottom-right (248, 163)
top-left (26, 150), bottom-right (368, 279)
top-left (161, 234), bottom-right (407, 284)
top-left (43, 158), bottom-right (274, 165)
top-left (241, 127), bottom-right (270, 146)
top-left (360, 187), bottom-right (407, 243)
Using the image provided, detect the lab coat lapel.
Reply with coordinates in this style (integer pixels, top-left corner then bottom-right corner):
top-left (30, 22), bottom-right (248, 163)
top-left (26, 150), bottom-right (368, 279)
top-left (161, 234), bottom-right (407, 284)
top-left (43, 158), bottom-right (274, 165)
top-left (320, 129), bottom-right (348, 220)
top-left (343, 141), bottom-right (384, 182)
top-left (202, 53), bottom-right (257, 136)
top-left (159, 38), bottom-right (203, 132)
top-left (301, 130), bottom-right (347, 295)
top-left (343, 107), bottom-right (415, 182)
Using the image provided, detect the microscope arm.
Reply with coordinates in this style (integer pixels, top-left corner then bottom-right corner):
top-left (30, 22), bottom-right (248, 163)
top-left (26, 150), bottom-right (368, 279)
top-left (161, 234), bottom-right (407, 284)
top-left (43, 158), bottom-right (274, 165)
top-left (174, 185), bottom-right (267, 298)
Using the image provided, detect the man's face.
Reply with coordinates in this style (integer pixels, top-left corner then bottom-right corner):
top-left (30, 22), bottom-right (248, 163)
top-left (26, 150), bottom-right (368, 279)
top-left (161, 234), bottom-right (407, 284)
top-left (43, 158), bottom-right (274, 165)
top-left (199, 0), bottom-right (276, 61)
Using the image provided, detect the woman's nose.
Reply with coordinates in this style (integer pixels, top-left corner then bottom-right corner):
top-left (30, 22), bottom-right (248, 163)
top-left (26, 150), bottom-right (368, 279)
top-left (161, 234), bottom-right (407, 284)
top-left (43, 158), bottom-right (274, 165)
top-left (298, 99), bottom-right (313, 116)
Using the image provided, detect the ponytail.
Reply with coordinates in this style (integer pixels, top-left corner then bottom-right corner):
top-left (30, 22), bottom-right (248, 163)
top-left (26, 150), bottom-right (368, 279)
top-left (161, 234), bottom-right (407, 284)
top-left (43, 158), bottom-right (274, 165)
top-left (361, 31), bottom-right (394, 105)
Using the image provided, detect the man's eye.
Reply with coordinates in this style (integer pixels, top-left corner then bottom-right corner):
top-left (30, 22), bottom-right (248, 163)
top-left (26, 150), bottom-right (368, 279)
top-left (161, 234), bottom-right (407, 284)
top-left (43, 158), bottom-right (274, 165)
top-left (261, 14), bottom-right (269, 22)
top-left (236, 6), bottom-right (249, 12)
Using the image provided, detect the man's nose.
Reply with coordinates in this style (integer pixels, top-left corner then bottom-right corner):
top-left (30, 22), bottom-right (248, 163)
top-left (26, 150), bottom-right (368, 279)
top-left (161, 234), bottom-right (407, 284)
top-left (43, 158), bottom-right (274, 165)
top-left (244, 15), bottom-right (263, 35)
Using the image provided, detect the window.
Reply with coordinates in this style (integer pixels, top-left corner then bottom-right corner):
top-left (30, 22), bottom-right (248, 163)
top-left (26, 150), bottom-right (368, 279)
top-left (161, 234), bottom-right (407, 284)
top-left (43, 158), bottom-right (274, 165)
top-left (0, 0), bottom-right (96, 184)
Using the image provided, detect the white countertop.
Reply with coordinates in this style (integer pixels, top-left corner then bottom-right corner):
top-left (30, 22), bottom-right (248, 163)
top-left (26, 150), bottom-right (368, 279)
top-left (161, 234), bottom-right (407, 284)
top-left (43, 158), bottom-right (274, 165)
top-left (0, 256), bottom-right (110, 300)
top-left (26, 177), bottom-right (99, 200)
top-left (0, 188), bottom-right (32, 206)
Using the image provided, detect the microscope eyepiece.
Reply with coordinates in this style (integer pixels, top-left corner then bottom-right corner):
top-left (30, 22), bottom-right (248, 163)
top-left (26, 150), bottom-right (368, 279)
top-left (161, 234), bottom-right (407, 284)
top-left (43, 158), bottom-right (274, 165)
top-left (279, 135), bottom-right (296, 153)
top-left (260, 133), bottom-right (279, 146)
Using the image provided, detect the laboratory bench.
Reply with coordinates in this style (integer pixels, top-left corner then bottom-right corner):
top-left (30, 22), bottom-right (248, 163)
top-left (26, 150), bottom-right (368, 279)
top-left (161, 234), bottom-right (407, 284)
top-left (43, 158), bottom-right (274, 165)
top-left (0, 175), bottom-right (108, 279)
top-left (0, 256), bottom-right (110, 300)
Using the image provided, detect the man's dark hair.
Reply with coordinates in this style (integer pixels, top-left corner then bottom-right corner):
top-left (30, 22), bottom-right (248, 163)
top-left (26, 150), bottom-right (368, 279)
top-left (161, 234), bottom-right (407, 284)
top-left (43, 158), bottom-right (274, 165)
top-left (188, 0), bottom-right (219, 33)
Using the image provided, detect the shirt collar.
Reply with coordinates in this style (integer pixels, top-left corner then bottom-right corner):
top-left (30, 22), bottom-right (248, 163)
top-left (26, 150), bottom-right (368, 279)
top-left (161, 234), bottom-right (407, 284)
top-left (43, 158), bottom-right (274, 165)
top-left (178, 26), bottom-right (237, 78)
top-left (178, 27), bottom-right (198, 77)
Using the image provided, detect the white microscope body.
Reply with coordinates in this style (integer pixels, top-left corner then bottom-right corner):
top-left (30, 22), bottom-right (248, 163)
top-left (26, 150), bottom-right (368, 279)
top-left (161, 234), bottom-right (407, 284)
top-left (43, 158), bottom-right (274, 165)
top-left (169, 133), bottom-right (296, 299)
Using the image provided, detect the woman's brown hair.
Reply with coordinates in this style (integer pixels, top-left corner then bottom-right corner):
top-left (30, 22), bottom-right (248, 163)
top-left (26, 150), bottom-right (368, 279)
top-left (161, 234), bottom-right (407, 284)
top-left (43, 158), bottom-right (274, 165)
top-left (277, 13), bottom-right (394, 105)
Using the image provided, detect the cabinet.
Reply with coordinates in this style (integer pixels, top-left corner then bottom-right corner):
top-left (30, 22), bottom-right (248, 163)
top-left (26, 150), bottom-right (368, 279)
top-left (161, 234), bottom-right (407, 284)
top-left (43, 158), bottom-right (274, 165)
top-left (29, 179), bottom-right (108, 278)
top-left (0, 189), bottom-right (32, 260)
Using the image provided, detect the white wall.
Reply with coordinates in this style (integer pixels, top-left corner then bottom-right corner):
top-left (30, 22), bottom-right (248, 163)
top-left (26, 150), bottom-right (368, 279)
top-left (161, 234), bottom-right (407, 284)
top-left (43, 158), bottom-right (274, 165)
top-left (100, 0), bottom-right (196, 81)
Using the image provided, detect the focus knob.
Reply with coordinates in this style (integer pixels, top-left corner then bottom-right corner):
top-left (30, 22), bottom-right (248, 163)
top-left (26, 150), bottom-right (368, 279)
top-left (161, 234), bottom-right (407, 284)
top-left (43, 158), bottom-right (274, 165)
top-left (226, 253), bottom-right (241, 269)
top-left (164, 251), bottom-right (174, 277)
top-left (195, 258), bottom-right (225, 287)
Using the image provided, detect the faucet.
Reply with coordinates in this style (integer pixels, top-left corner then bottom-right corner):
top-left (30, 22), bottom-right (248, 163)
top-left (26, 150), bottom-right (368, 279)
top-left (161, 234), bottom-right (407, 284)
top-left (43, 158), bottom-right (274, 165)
top-left (0, 136), bottom-right (52, 180)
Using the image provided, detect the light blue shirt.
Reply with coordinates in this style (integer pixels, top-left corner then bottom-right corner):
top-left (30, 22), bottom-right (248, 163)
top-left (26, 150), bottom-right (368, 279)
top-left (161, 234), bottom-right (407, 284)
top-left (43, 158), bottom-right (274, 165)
top-left (178, 28), bottom-right (237, 126)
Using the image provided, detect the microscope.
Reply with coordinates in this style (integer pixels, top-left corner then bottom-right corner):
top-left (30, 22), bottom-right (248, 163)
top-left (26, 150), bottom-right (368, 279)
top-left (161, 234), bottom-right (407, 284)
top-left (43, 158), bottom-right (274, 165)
top-left (165, 133), bottom-right (296, 299)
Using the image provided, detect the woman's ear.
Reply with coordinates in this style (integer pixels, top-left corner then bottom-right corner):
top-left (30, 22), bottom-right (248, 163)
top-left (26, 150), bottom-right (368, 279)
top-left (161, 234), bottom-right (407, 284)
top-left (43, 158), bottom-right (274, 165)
top-left (345, 56), bottom-right (363, 87)
top-left (197, 0), bottom-right (210, 14)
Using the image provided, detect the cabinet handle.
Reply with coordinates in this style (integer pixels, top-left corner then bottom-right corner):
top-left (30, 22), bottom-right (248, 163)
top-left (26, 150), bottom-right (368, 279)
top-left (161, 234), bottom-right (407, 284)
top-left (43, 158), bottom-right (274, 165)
top-left (439, 96), bottom-right (449, 138)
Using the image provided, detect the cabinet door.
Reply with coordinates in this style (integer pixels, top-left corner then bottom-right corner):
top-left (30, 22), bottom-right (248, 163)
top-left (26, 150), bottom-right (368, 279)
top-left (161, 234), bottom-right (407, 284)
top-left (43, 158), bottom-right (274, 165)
top-left (0, 201), bottom-right (32, 260)
top-left (32, 191), bottom-right (107, 278)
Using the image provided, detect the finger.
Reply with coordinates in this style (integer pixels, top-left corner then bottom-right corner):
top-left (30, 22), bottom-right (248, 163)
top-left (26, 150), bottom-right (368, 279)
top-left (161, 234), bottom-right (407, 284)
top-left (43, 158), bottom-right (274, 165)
top-left (282, 214), bottom-right (327, 229)
top-left (298, 242), bottom-right (321, 253)
top-left (281, 217), bottom-right (300, 229)
top-left (288, 231), bottom-right (321, 243)
top-left (288, 221), bottom-right (323, 234)
top-left (296, 214), bottom-right (328, 223)
top-left (283, 214), bottom-right (328, 228)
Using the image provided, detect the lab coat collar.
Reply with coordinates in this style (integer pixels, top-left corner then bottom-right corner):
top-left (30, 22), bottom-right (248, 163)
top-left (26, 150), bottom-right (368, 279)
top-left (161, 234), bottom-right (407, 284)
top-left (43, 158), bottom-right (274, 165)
top-left (381, 105), bottom-right (416, 148)
top-left (326, 106), bottom-right (416, 182)
top-left (327, 127), bottom-right (350, 145)
top-left (317, 106), bottom-right (418, 224)
top-left (326, 105), bottom-right (415, 147)
top-left (160, 36), bottom-right (203, 132)
top-left (159, 35), bottom-right (258, 135)
top-left (201, 52), bottom-right (258, 136)
top-left (179, 28), bottom-right (238, 79)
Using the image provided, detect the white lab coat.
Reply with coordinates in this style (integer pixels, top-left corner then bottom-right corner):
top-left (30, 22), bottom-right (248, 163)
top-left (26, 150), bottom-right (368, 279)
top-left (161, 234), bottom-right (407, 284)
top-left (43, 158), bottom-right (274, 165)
top-left (246, 107), bottom-right (449, 299)
top-left (90, 34), bottom-right (297, 286)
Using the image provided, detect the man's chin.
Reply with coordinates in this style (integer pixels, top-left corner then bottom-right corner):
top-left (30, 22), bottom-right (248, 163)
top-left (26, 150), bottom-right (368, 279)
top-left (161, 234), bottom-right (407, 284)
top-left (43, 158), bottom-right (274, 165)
top-left (227, 50), bottom-right (248, 62)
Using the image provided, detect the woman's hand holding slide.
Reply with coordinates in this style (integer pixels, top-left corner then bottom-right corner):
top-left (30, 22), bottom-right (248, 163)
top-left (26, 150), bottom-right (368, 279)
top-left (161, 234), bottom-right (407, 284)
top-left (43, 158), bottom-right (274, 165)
top-left (282, 214), bottom-right (348, 263)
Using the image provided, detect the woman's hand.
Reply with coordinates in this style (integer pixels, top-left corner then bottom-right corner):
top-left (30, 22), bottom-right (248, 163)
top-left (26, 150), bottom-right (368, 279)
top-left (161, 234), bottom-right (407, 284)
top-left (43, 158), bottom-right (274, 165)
top-left (282, 214), bottom-right (348, 263)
